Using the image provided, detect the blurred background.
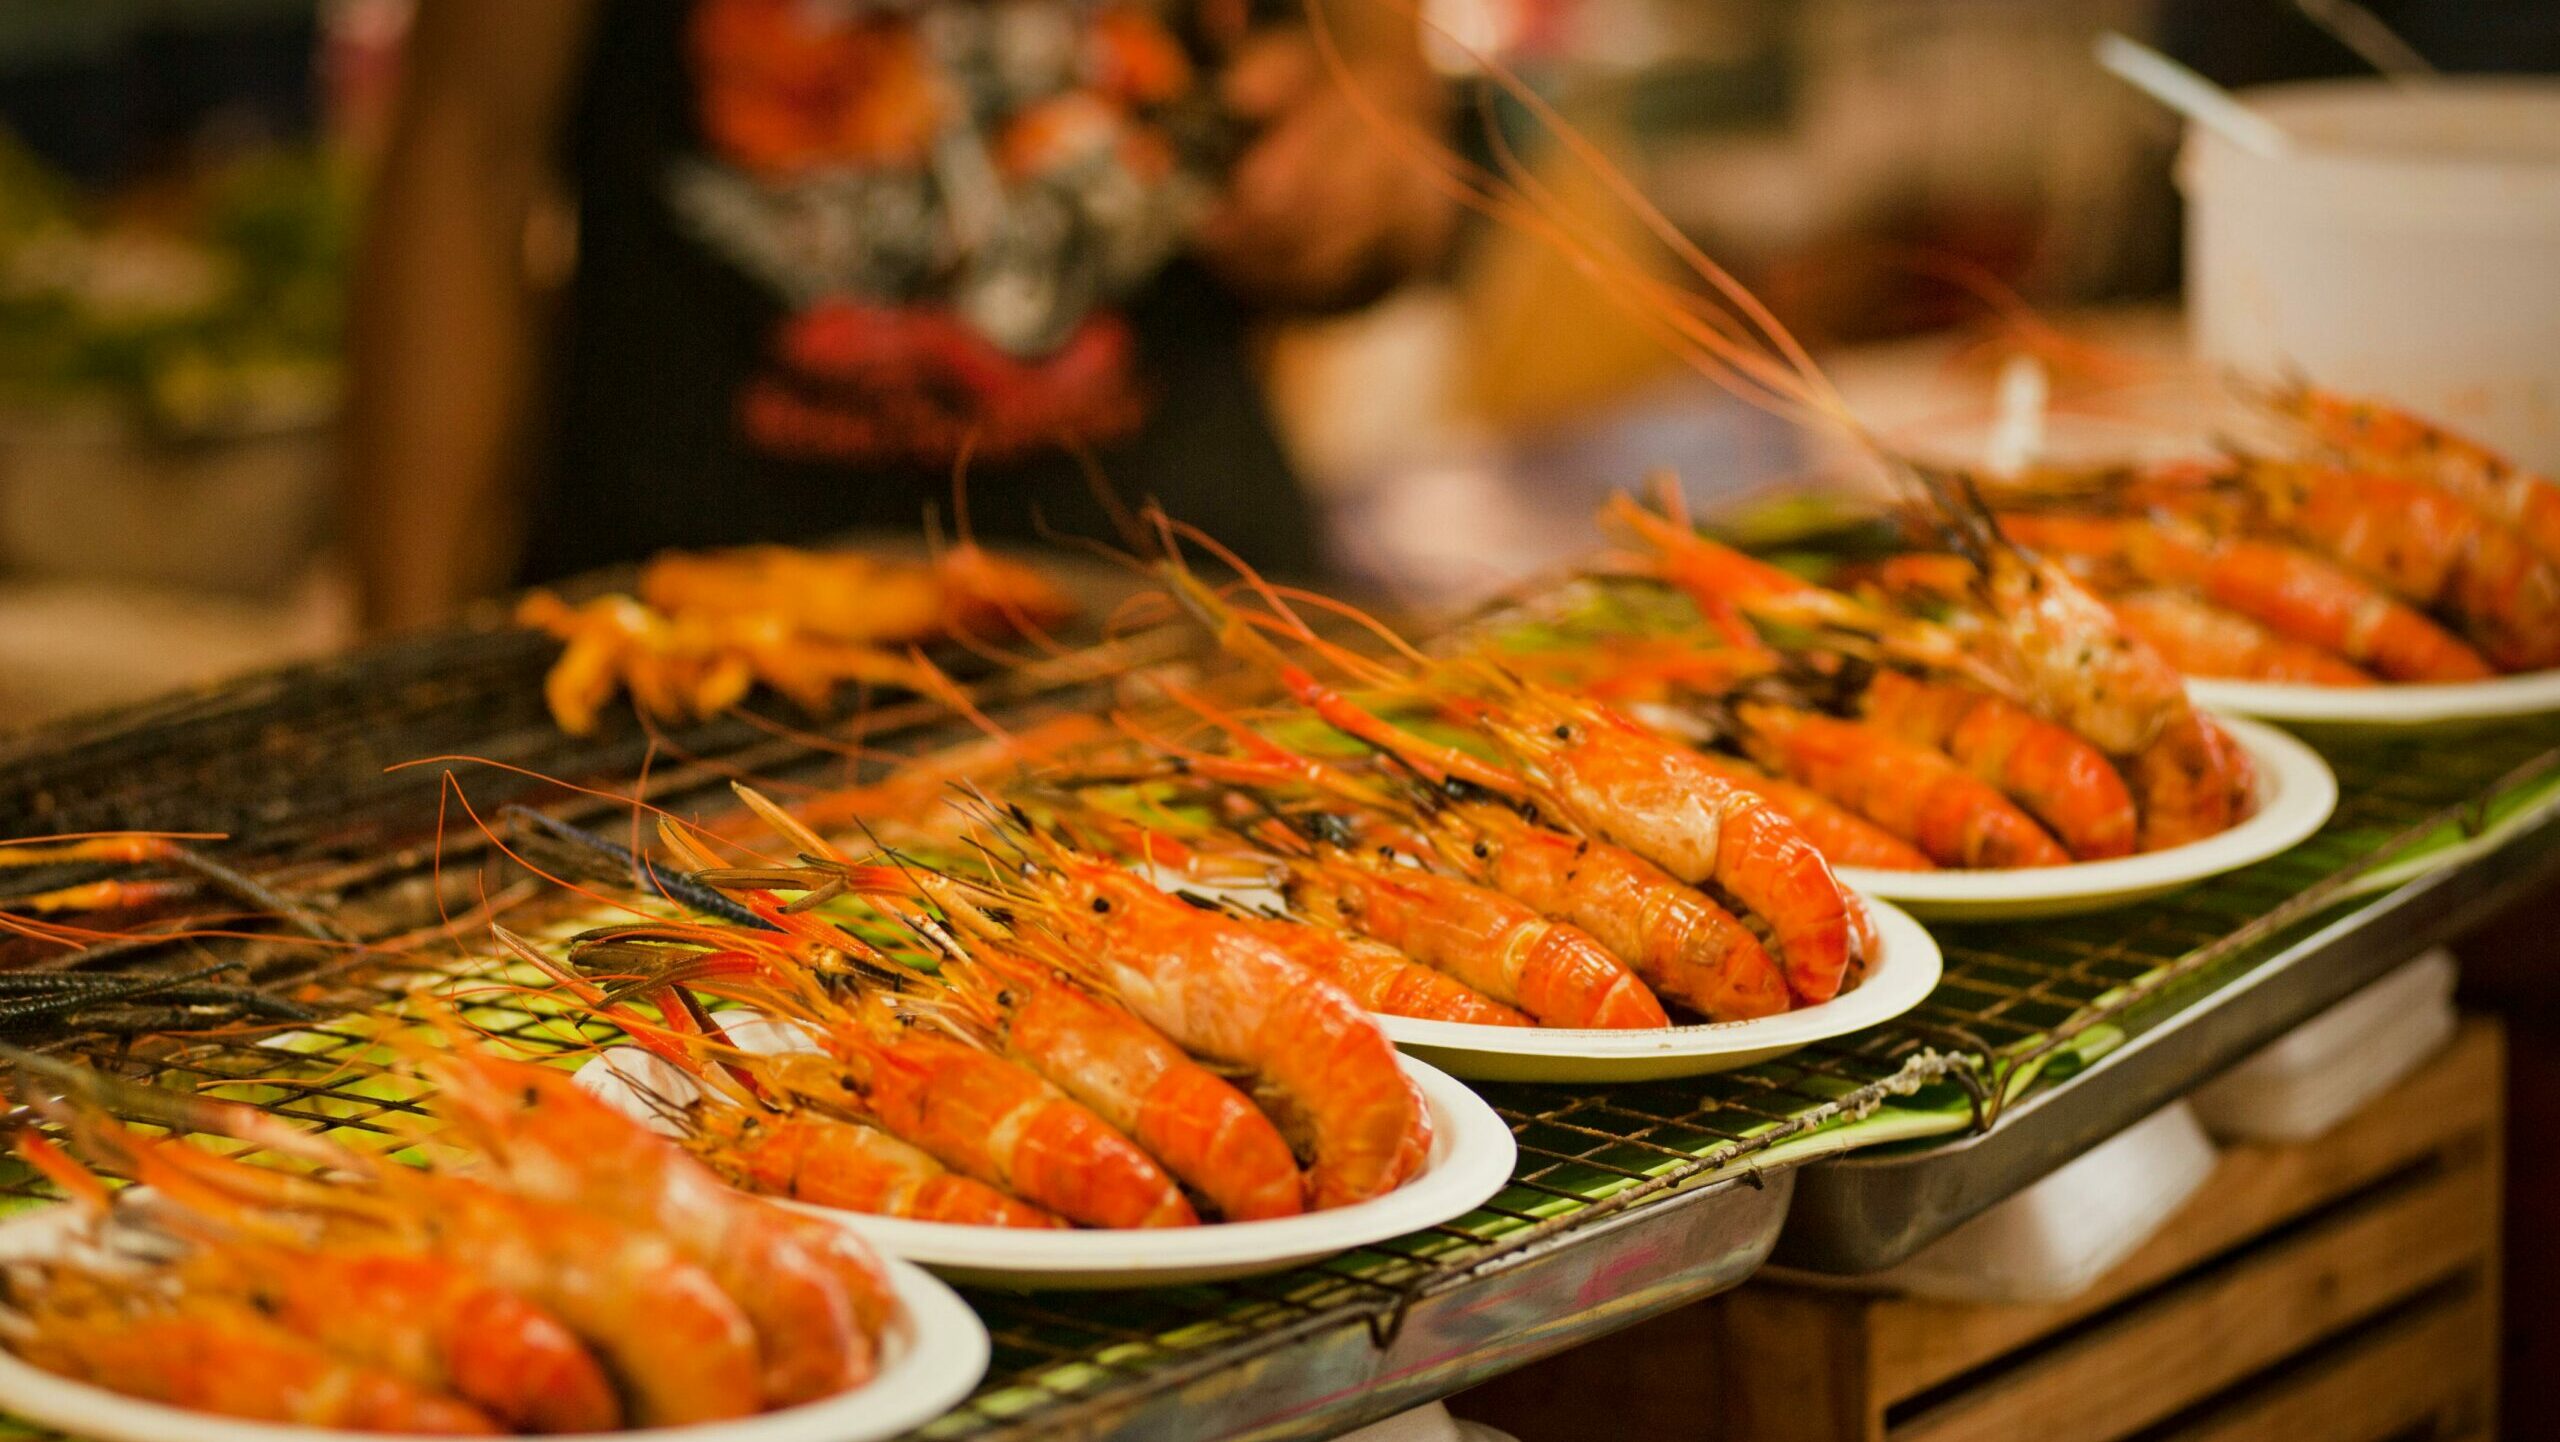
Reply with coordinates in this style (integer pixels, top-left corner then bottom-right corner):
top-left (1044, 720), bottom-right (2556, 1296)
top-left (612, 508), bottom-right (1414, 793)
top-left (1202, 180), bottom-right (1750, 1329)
top-left (0, 0), bottom-right (2547, 727)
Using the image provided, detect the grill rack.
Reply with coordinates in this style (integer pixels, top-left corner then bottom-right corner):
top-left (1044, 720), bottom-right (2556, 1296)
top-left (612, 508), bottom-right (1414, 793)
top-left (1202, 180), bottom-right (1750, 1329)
top-left (1927, 721), bottom-right (2560, 1105)
top-left (0, 621), bottom-right (2555, 1440)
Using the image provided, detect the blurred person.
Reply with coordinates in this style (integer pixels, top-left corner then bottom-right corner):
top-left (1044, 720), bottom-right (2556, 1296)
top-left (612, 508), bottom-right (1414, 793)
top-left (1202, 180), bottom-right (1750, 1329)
top-left (345, 0), bottom-right (1455, 631)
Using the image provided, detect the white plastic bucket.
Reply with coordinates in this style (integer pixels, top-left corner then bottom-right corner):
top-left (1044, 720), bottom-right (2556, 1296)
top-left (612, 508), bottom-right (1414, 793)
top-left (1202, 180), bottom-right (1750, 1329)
top-left (2181, 78), bottom-right (2560, 473)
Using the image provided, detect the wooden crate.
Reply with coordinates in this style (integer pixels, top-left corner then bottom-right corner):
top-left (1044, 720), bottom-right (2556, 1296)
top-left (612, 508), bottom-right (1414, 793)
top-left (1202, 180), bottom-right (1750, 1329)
top-left (1454, 1020), bottom-right (2504, 1442)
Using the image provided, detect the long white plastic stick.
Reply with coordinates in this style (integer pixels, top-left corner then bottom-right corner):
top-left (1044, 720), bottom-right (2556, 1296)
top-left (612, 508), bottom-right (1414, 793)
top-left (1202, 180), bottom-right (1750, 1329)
top-left (2293, 0), bottom-right (2438, 80)
top-left (2095, 32), bottom-right (2294, 160)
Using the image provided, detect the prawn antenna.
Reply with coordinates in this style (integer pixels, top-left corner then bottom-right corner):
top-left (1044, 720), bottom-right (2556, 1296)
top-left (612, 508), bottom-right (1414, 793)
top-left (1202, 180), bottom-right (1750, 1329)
top-left (1064, 439), bottom-right (1151, 556)
top-left (1896, 458), bottom-right (2000, 571)
top-left (507, 805), bottom-right (771, 930)
top-left (0, 1041), bottom-right (357, 1175)
top-left (729, 785), bottom-right (843, 865)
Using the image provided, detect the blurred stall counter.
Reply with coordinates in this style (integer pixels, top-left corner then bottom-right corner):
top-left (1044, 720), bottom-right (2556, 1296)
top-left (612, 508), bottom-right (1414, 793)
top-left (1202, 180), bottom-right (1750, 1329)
top-left (0, 403), bottom-right (346, 729)
top-left (0, 405), bottom-right (333, 596)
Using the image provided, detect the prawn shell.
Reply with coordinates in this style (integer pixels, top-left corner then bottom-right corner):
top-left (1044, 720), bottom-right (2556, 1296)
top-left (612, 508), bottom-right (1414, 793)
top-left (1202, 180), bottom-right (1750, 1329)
top-left (1861, 671), bottom-right (2138, 862)
top-left (2132, 711), bottom-right (2258, 852)
top-left (425, 1053), bottom-right (883, 1407)
top-left (1737, 704), bottom-right (2072, 871)
top-left (1303, 862), bottom-right (1669, 1029)
top-left (2244, 463), bottom-right (2560, 673)
top-left (15, 1302), bottom-right (506, 1435)
top-left (1000, 978), bottom-right (1307, 1221)
top-left (1059, 874), bottom-right (1423, 1211)
top-left (1999, 512), bottom-right (2495, 683)
top-left (1243, 918), bottom-right (1531, 1027)
top-left (437, 1277), bottom-right (627, 1434)
top-left (1482, 828), bottom-right (1790, 1022)
top-left (410, 1177), bottom-right (768, 1426)
top-left (1500, 704), bottom-right (1859, 1005)
top-left (702, 1109), bottom-right (1067, 1229)
top-left (1680, 750), bottom-right (1936, 872)
top-left (2286, 387), bottom-right (2560, 570)
top-left (841, 1025), bottom-right (1201, 1230)
top-left (104, 1132), bottom-right (762, 1428)
top-left (186, 1246), bottom-right (623, 1435)
top-left (2107, 590), bottom-right (2375, 687)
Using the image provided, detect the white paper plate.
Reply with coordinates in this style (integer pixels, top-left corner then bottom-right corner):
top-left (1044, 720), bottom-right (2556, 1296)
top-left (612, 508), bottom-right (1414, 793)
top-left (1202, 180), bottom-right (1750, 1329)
top-left (1833, 717), bottom-right (2336, 921)
top-left (2186, 668), bottom-right (2560, 728)
top-left (1374, 897), bottom-right (1940, 1083)
top-left (580, 1044), bottom-right (1515, 1290)
top-left (0, 1200), bottom-right (988, 1442)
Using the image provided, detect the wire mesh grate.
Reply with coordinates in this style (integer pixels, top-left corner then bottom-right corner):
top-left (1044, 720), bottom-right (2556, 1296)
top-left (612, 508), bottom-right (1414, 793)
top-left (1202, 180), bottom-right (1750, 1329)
top-left (1808, 719), bottom-right (2560, 1083)
top-left (0, 620), bottom-right (2553, 1438)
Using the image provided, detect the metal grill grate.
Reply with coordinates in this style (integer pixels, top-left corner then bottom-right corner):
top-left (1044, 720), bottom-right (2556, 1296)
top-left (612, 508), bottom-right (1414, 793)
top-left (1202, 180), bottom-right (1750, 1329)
top-left (0, 620), bottom-right (2554, 1439)
top-left (1882, 719), bottom-right (2560, 1100)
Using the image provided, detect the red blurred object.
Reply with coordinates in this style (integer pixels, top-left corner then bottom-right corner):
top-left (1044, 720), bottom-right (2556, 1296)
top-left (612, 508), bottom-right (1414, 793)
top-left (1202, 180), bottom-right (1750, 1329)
top-left (748, 301), bottom-right (1145, 462)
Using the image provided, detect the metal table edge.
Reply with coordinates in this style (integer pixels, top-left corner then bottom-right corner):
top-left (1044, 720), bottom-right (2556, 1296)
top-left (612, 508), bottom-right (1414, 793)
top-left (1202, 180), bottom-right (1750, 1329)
top-left (949, 1167), bottom-right (1797, 1442)
top-left (1772, 793), bottom-right (2560, 1276)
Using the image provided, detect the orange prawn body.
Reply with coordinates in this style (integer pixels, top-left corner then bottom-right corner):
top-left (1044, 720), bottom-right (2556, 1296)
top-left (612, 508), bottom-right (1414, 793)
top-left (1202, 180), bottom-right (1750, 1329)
top-left (1736, 702), bottom-right (2070, 870)
top-left (1153, 522), bottom-right (1855, 1011)
top-left (1859, 671), bottom-right (2137, 861)
top-left (14, 1294), bottom-right (505, 1435)
top-left (92, 1115), bottom-right (769, 1428)
top-left (1463, 817), bottom-right (1791, 1020)
top-left (1951, 540), bottom-right (2197, 754)
top-left (1678, 749), bottom-right (1935, 872)
top-left (1481, 697), bottom-right (1858, 1005)
top-left (399, 1176), bottom-right (768, 1427)
top-left (2205, 535), bottom-right (2495, 682)
top-left (1292, 854), bottom-right (1670, 1028)
top-left (1038, 860), bottom-right (1423, 1210)
top-left (1999, 512), bottom-right (2494, 683)
top-left (1234, 915), bottom-right (1531, 1026)
top-left (821, 1010), bottom-right (1200, 1229)
top-left (693, 1106), bottom-right (1067, 1228)
top-left (2129, 709), bottom-right (2257, 852)
top-left (1623, 499), bottom-right (2251, 858)
top-left (176, 1245), bottom-right (623, 1434)
top-left (2283, 387), bottom-right (2560, 570)
top-left (984, 968), bottom-right (1307, 1221)
top-left (2246, 462), bottom-right (2560, 672)
top-left (424, 1054), bottom-right (883, 1405)
top-left (2107, 590), bottom-right (2375, 686)
top-left (1890, 530), bottom-right (2261, 850)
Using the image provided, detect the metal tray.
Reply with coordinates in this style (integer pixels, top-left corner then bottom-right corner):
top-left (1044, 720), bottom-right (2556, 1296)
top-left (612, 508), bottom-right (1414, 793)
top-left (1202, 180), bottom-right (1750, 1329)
top-left (946, 1171), bottom-right (1793, 1442)
top-left (1775, 766), bottom-right (2560, 1276)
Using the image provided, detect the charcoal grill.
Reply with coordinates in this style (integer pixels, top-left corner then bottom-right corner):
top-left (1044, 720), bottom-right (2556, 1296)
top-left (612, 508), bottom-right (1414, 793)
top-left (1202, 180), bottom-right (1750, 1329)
top-left (0, 613), bottom-right (2553, 1442)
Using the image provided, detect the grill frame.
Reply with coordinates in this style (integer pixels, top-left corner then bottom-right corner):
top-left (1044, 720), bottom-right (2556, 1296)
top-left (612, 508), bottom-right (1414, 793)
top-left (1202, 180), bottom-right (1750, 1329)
top-left (0, 618), bottom-right (2553, 1442)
